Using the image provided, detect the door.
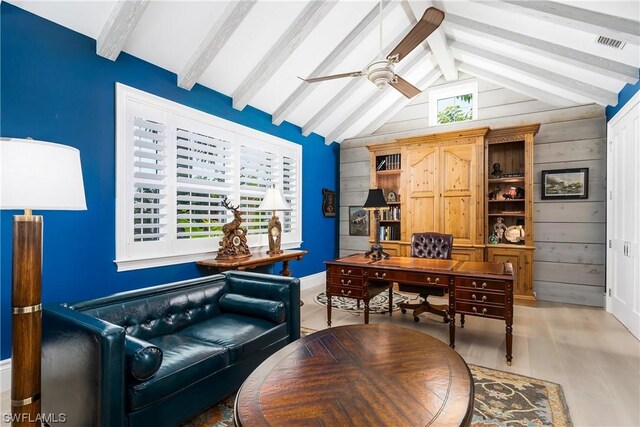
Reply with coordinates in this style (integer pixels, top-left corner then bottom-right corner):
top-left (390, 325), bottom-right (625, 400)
top-left (441, 144), bottom-right (476, 245)
top-left (407, 147), bottom-right (439, 235)
top-left (607, 92), bottom-right (640, 339)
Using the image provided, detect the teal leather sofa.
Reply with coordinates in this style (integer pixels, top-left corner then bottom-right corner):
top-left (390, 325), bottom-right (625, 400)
top-left (41, 271), bottom-right (300, 427)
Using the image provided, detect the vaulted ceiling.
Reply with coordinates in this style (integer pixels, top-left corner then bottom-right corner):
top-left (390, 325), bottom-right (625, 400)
top-left (9, 0), bottom-right (639, 144)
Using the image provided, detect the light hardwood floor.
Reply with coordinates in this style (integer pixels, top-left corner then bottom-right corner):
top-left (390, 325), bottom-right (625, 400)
top-left (301, 284), bottom-right (640, 427)
top-left (1, 285), bottom-right (638, 426)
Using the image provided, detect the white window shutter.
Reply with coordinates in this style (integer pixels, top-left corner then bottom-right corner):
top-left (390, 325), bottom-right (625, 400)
top-left (282, 154), bottom-right (298, 234)
top-left (239, 143), bottom-right (276, 235)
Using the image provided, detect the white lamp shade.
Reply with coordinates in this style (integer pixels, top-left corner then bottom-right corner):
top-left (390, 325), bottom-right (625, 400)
top-left (258, 185), bottom-right (291, 211)
top-left (0, 138), bottom-right (87, 210)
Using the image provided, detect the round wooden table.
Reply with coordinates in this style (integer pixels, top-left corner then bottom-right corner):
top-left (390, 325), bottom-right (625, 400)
top-left (234, 324), bottom-right (474, 426)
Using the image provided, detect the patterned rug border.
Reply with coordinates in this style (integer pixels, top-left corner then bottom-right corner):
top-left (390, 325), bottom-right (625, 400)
top-left (313, 290), bottom-right (412, 315)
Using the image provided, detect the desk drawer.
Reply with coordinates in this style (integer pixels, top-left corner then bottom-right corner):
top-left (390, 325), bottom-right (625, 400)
top-left (327, 285), bottom-right (364, 299)
top-left (456, 301), bottom-right (505, 319)
top-left (327, 275), bottom-right (364, 289)
top-left (398, 272), bottom-right (449, 287)
top-left (327, 266), bottom-right (363, 277)
top-left (455, 277), bottom-right (506, 293)
top-left (456, 289), bottom-right (505, 305)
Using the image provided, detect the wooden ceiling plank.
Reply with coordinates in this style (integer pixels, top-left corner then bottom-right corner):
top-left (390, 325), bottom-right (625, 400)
top-left (271, 0), bottom-right (398, 126)
top-left (301, 15), bottom-right (424, 137)
top-left (231, 1), bottom-right (337, 111)
top-left (475, 0), bottom-right (640, 46)
top-left (445, 14), bottom-right (638, 84)
top-left (450, 40), bottom-right (619, 106)
top-left (178, 1), bottom-right (256, 91)
top-left (324, 51), bottom-right (431, 144)
top-left (457, 61), bottom-right (577, 108)
top-left (97, 0), bottom-right (150, 61)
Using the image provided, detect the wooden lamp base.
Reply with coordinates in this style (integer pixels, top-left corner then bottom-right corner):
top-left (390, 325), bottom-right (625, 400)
top-left (267, 213), bottom-right (283, 255)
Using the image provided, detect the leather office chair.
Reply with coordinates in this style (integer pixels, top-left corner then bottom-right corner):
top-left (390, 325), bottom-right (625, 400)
top-left (398, 232), bottom-right (453, 323)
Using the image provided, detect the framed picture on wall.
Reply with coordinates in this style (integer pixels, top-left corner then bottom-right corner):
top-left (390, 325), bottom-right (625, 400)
top-left (541, 168), bottom-right (589, 200)
top-left (321, 188), bottom-right (336, 217)
top-left (349, 206), bottom-right (369, 236)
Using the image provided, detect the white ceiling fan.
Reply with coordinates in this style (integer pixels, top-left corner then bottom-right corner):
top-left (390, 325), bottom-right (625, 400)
top-left (299, 2), bottom-right (444, 99)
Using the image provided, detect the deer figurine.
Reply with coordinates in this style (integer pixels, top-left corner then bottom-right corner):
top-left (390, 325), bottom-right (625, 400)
top-left (216, 197), bottom-right (251, 259)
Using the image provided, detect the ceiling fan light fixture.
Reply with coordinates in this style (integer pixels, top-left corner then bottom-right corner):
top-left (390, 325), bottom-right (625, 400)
top-left (367, 59), bottom-right (395, 90)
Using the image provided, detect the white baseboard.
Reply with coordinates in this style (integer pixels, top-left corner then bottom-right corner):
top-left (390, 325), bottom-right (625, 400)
top-left (300, 271), bottom-right (325, 290)
top-left (0, 358), bottom-right (10, 393)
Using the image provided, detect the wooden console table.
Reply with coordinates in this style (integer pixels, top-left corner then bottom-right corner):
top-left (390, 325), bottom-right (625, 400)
top-left (198, 249), bottom-right (307, 276)
top-left (325, 254), bottom-right (515, 364)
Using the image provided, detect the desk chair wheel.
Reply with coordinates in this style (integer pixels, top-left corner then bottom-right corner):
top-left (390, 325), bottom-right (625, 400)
top-left (401, 308), bottom-right (407, 314)
top-left (414, 316), bottom-right (420, 322)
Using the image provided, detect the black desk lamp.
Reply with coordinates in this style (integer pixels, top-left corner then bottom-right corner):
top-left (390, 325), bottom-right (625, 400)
top-left (363, 188), bottom-right (389, 260)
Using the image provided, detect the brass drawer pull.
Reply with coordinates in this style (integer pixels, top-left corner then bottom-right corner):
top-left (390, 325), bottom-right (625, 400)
top-left (426, 277), bottom-right (440, 284)
top-left (374, 272), bottom-right (387, 279)
top-left (340, 289), bottom-right (352, 296)
top-left (341, 269), bottom-right (352, 275)
top-left (471, 294), bottom-right (487, 302)
top-left (340, 279), bottom-right (352, 285)
top-left (472, 281), bottom-right (487, 289)
top-left (472, 307), bottom-right (488, 316)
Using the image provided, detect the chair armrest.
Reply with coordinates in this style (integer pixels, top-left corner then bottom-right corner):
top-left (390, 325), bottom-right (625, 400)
top-left (223, 271), bottom-right (300, 341)
top-left (42, 304), bottom-right (126, 427)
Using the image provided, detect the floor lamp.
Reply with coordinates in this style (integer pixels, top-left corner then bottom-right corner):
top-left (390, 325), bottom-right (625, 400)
top-left (0, 138), bottom-right (86, 425)
top-left (363, 188), bottom-right (389, 261)
top-left (258, 185), bottom-right (291, 255)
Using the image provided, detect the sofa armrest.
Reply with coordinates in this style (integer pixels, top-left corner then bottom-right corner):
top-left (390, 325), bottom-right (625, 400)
top-left (42, 304), bottom-right (126, 427)
top-left (223, 271), bottom-right (300, 341)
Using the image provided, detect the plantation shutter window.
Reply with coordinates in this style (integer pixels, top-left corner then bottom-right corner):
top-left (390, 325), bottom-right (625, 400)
top-left (115, 84), bottom-right (302, 271)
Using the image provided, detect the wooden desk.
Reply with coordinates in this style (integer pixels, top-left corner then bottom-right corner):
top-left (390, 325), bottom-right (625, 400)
top-left (197, 249), bottom-right (307, 276)
top-left (325, 254), bottom-right (515, 365)
top-left (234, 324), bottom-right (474, 427)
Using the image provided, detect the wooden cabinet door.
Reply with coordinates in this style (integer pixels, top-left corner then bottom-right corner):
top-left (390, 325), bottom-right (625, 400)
top-left (441, 144), bottom-right (476, 245)
top-left (487, 247), bottom-right (534, 302)
top-left (406, 147), bottom-right (439, 236)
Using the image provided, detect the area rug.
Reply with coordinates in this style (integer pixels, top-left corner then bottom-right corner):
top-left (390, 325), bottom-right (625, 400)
top-left (181, 329), bottom-right (572, 427)
top-left (313, 291), bottom-right (410, 314)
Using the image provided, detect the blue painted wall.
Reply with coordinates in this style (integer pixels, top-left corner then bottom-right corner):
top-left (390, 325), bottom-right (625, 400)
top-left (0, 3), bottom-right (339, 360)
top-left (606, 77), bottom-right (640, 121)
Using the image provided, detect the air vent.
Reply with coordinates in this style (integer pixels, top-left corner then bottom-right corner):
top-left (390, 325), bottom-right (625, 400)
top-left (595, 35), bottom-right (626, 50)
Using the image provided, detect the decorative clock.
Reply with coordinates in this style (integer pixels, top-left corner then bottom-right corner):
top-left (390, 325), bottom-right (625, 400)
top-left (216, 198), bottom-right (251, 260)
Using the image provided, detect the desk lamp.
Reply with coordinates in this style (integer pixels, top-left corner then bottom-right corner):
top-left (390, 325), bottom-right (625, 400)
top-left (0, 138), bottom-right (86, 423)
top-left (258, 185), bottom-right (291, 255)
top-left (363, 188), bottom-right (389, 260)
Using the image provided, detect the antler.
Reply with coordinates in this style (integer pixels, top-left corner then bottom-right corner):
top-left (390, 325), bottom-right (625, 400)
top-left (221, 196), bottom-right (239, 212)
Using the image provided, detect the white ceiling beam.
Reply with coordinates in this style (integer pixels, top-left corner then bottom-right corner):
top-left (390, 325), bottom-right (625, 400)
top-left (457, 61), bottom-right (577, 108)
top-left (272, 1), bottom-right (398, 126)
top-left (301, 12), bottom-right (423, 137)
top-left (324, 51), bottom-right (432, 144)
top-left (356, 67), bottom-right (442, 139)
top-left (450, 40), bottom-right (618, 106)
top-left (474, 0), bottom-right (640, 46)
top-left (444, 13), bottom-right (639, 84)
top-left (97, 0), bottom-right (149, 61)
top-left (178, 2), bottom-right (256, 91)
top-left (231, 1), bottom-right (337, 112)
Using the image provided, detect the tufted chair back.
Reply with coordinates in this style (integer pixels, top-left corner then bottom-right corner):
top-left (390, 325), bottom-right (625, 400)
top-left (411, 232), bottom-right (453, 260)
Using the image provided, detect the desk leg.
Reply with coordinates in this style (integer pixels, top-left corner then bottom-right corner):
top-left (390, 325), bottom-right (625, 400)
top-left (327, 292), bottom-right (332, 327)
top-left (449, 277), bottom-right (456, 349)
top-left (364, 299), bottom-right (370, 324)
top-left (506, 323), bottom-right (513, 366)
top-left (280, 260), bottom-right (291, 277)
top-left (388, 287), bottom-right (393, 316)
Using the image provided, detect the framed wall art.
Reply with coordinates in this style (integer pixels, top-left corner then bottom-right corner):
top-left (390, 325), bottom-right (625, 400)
top-left (541, 168), bottom-right (588, 200)
top-left (349, 206), bottom-right (369, 236)
top-left (321, 188), bottom-right (336, 217)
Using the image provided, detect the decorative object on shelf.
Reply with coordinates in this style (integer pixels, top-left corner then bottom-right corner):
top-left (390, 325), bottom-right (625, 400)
top-left (0, 137), bottom-right (87, 423)
top-left (363, 188), bottom-right (390, 260)
top-left (216, 197), bottom-right (251, 259)
top-left (488, 186), bottom-right (501, 200)
top-left (493, 217), bottom-right (507, 242)
top-left (258, 185), bottom-right (292, 255)
top-left (491, 162), bottom-right (502, 178)
top-left (386, 191), bottom-right (397, 202)
top-left (515, 186), bottom-right (525, 199)
top-left (502, 192), bottom-right (513, 200)
top-left (321, 188), bottom-right (336, 217)
top-left (541, 168), bottom-right (589, 200)
top-left (502, 172), bottom-right (524, 178)
top-left (349, 206), bottom-right (369, 236)
top-left (505, 225), bottom-right (525, 243)
top-left (488, 232), bottom-right (499, 245)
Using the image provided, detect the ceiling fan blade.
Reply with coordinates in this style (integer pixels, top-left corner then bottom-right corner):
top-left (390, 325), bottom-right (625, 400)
top-left (386, 7), bottom-right (444, 63)
top-left (390, 75), bottom-right (421, 99)
top-left (299, 71), bottom-right (364, 83)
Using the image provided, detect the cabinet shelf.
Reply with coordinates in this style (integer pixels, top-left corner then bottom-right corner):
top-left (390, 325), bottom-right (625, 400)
top-left (376, 169), bottom-right (401, 175)
top-left (488, 199), bottom-right (525, 203)
top-left (488, 177), bottom-right (525, 183)
top-left (488, 213), bottom-right (525, 217)
top-left (379, 220), bottom-right (401, 223)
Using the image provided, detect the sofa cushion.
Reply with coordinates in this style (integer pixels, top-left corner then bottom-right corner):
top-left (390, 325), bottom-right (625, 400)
top-left (128, 335), bottom-right (228, 411)
top-left (178, 313), bottom-right (288, 364)
top-left (125, 335), bottom-right (163, 382)
top-left (219, 293), bottom-right (286, 323)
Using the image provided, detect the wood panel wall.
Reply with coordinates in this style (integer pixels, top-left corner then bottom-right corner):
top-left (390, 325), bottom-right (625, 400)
top-left (339, 74), bottom-right (606, 307)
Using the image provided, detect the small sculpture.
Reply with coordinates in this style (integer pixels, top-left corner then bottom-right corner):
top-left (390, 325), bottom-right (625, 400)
top-left (488, 186), bottom-right (501, 200)
top-left (502, 193), bottom-right (513, 200)
top-left (216, 197), bottom-right (251, 260)
top-left (491, 162), bottom-right (502, 178)
top-left (493, 217), bottom-right (507, 242)
top-left (515, 186), bottom-right (525, 199)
